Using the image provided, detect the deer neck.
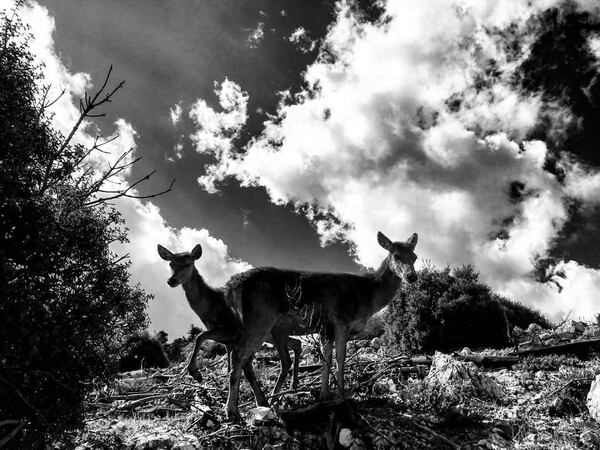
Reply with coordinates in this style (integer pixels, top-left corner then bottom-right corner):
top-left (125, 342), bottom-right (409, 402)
top-left (181, 267), bottom-right (216, 320)
top-left (370, 255), bottom-right (403, 312)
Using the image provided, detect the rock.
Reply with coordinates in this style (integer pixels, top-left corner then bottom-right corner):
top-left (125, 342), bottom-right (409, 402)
top-left (373, 377), bottom-right (396, 395)
top-left (123, 427), bottom-right (199, 450)
top-left (558, 331), bottom-right (575, 340)
top-left (512, 326), bottom-right (526, 338)
top-left (426, 352), bottom-right (505, 400)
top-left (587, 374), bottom-right (600, 422)
top-left (370, 337), bottom-right (383, 350)
top-left (539, 332), bottom-right (553, 341)
top-left (460, 347), bottom-right (473, 355)
top-left (527, 323), bottom-right (544, 334)
top-left (339, 428), bottom-right (354, 447)
top-left (247, 406), bottom-right (276, 425)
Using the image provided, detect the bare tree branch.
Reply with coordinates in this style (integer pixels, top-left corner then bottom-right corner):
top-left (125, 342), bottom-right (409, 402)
top-left (39, 65), bottom-right (124, 195)
top-left (0, 420), bottom-right (25, 448)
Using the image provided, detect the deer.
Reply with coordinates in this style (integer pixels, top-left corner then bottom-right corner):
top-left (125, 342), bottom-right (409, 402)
top-left (156, 244), bottom-right (302, 414)
top-left (222, 231), bottom-right (419, 421)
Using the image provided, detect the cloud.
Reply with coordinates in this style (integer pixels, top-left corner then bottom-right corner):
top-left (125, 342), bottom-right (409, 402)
top-left (170, 101), bottom-right (183, 126)
top-left (191, 0), bottom-right (600, 322)
top-left (189, 78), bottom-right (248, 193)
top-left (245, 21), bottom-right (265, 48)
top-left (12, 0), bottom-right (252, 337)
top-left (288, 27), bottom-right (317, 53)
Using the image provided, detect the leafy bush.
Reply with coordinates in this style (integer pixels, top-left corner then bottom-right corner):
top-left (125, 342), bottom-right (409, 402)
top-left (119, 333), bottom-right (170, 372)
top-left (0, 8), bottom-right (154, 447)
top-left (384, 264), bottom-right (551, 354)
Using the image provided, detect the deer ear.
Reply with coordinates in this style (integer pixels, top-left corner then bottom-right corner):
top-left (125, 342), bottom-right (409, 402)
top-left (157, 245), bottom-right (174, 261)
top-left (377, 231), bottom-right (394, 252)
top-left (191, 244), bottom-right (203, 260)
top-left (406, 233), bottom-right (418, 250)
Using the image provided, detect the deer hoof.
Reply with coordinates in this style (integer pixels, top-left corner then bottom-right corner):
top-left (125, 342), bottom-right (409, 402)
top-left (319, 390), bottom-right (335, 402)
top-left (188, 370), bottom-right (203, 383)
top-left (227, 409), bottom-right (242, 423)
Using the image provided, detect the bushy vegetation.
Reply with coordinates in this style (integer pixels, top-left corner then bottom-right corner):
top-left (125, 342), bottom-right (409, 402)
top-left (0, 7), bottom-right (159, 447)
top-left (384, 264), bottom-right (552, 354)
top-left (119, 333), bottom-right (170, 372)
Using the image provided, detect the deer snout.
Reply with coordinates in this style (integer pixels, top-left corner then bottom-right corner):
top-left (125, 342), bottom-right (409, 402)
top-left (406, 272), bottom-right (417, 284)
top-left (167, 277), bottom-right (179, 287)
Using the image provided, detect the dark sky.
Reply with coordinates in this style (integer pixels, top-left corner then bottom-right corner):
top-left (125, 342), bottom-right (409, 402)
top-left (41, 0), bottom-right (360, 272)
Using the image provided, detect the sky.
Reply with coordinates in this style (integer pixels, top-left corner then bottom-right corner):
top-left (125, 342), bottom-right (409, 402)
top-left (9, 0), bottom-right (600, 338)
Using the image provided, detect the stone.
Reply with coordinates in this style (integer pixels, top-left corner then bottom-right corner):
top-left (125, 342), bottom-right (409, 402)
top-left (512, 326), bottom-right (526, 338)
top-left (373, 377), bottom-right (396, 395)
top-left (558, 331), bottom-right (575, 340)
top-left (370, 337), bottom-right (383, 350)
top-left (247, 406), bottom-right (276, 424)
top-left (587, 374), bottom-right (600, 422)
top-left (339, 428), bottom-right (354, 448)
top-left (527, 323), bottom-right (544, 334)
top-left (460, 347), bottom-right (473, 355)
top-left (426, 352), bottom-right (505, 400)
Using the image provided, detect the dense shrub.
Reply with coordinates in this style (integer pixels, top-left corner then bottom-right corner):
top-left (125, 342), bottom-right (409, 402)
top-left (119, 334), bottom-right (170, 372)
top-left (354, 312), bottom-right (386, 340)
top-left (384, 264), bottom-right (551, 354)
top-left (0, 8), bottom-right (152, 447)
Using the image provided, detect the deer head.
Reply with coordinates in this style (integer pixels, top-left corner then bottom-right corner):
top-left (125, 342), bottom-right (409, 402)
top-left (377, 231), bottom-right (418, 283)
top-left (157, 244), bottom-right (203, 287)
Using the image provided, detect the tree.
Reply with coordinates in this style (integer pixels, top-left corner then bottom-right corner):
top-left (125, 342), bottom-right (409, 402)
top-left (0, 5), bottom-right (171, 447)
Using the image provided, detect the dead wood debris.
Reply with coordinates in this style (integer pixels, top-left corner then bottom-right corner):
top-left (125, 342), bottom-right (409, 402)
top-left (76, 336), bottom-right (600, 450)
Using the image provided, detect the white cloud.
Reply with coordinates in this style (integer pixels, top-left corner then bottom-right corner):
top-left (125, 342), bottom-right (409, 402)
top-left (190, 78), bottom-right (248, 193)
top-left (245, 21), bottom-right (265, 48)
top-left (288, 27), bottom-right (317, 53)
top-left (11, 0), bottom-right (252, 337)
top-left (170, 102), bottom-right (183, 126)
top-left (192, 0), bottom-right (600, 322)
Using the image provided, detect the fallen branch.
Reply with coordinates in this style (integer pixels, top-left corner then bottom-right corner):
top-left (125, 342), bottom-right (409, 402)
top-left (544, 377), bottom-right (594, 399)
top-left (0, 420), bottom-right (25, 448)
top-left (412, 420), bottom-right (460, 450)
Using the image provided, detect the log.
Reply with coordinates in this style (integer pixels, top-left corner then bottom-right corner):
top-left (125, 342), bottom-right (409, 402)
top-left (512, 338), bottom-right (600, 358)
top-left (408, 355), bottom-right (518, 368)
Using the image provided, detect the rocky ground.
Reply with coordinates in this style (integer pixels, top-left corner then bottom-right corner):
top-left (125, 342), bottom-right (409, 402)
top-left (74, 323), bottom-right (600, 450)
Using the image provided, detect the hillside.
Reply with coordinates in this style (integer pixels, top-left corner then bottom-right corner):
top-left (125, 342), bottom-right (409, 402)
top-left (74, 327), bottom-right (600, 450)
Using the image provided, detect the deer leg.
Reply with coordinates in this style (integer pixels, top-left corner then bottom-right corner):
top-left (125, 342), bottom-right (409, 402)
top-left (227, 348), bottom-right (245, 423)
top-left (242, 354), bottom-right (269, 407)
top-left (270, 328), bottom-right (292, 396)
top-left (319, 335), bottom-right (334, 401)
top-left (335, 331), bottom-right (349, 397)
top-left (188, 328), bottom-right (238, 383)
top-left (289, 337), bottom-right (301, 390)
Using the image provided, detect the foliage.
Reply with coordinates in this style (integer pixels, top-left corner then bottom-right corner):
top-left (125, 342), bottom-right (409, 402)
top-left (354, 312), bottom-right (386, 341)
top-left (0, 6), bottom-right (164, 447)
top-left (163, 336), bottom-right (189, 364)
top-left (119, 333), bottom-right (170, 372)
top-left (384, 264), bottom-right (551, 354)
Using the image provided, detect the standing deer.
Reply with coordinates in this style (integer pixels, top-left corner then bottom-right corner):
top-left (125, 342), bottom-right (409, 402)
top-left (224, 231), bottom-right (418, 421)
top-left (156, 244), bottom-right (301, 414)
